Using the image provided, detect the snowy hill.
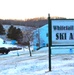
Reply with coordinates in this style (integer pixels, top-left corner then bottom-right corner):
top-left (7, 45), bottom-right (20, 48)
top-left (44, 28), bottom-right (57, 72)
top-left (3, 24), bottom-right (27, 32)
top-left (0, 24), bottom-right (32, 41)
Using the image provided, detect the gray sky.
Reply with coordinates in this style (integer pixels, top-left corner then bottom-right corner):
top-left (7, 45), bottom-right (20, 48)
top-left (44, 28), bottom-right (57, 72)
top-left (0, 0), bottom-right (74, 20)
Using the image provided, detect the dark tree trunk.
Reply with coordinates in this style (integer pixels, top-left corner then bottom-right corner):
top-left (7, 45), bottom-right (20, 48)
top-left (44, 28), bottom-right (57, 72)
top-left (28, 42), bottom-right (32, 57)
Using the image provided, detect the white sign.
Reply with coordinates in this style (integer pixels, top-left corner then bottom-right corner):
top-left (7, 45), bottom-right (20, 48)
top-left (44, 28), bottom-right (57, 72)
top-left (52, 20), bottom-right (74, 45)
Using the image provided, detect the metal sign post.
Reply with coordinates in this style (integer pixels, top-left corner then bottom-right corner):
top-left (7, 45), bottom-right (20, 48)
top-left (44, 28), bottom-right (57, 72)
top-left (48, 14), bottom-right (52, 71)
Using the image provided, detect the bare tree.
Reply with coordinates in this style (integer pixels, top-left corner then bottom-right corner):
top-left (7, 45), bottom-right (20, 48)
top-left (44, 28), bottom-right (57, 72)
top-left (22, 27), bottom-right (36, 56)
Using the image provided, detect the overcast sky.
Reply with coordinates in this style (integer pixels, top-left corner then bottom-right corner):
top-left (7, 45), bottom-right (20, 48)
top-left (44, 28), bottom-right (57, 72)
top-left (0, 0), bottom-right (74, 20)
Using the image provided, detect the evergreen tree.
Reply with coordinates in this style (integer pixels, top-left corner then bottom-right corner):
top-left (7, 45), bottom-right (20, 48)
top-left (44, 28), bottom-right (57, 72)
top-left (15, 28), bottom-right (23, 40)
top-left (7, 25), bottom-right (14, 38)
top-left (7, 26), bottom-right (23, 41)
top-left (0, 24), bottom-right (5, 35)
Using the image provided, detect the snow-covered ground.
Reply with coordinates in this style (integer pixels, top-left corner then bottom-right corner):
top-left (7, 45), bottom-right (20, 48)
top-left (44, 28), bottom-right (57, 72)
top-left (0, 47), bottom-right (74, 75)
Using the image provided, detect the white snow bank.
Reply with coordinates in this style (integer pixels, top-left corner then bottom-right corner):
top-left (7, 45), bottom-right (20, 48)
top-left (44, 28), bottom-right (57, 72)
top-left (0, 38), bottom-right (4, 44)
top-left (0, 47), bottom-right (74, 75)
top-left (0, 44), bottom-right (17, 49)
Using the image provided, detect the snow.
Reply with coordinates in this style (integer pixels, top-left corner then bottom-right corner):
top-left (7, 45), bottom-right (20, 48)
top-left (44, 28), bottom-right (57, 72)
top-left (0, 46), bottom-right (74, 75)
top-left (3, 24), bottom-right (32, 33)
top-left (0, 38), bottom-right (18, 49)
top-left (0, 38), bottom-right (4, 44)
top-left (0, 44), bottom-right (17, 49)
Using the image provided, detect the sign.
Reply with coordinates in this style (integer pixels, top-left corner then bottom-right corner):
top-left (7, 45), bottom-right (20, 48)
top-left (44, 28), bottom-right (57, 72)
top-left (48, 14), bottom-right (74, 71)
top-left (52, 19), bottom-right (74, 45)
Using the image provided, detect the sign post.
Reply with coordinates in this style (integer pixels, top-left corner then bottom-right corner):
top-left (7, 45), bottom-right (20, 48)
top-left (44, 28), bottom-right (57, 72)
top-left (48, 14), bottom-right (74, 71)
top-left (48, 14), bottom-right (52, 71)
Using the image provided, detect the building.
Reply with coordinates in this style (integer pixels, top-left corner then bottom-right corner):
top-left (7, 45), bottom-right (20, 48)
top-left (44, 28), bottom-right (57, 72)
top-left (33, 24), bottom-right (48, 50)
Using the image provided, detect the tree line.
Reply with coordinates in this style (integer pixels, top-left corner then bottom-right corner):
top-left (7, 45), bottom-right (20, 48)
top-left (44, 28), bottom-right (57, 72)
top-left (0, 17), bottom-right (48, 27)
top-left (0, 17), bottom-right (66, 27)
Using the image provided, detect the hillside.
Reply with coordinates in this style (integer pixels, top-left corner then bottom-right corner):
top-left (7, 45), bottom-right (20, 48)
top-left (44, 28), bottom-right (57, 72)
top-left (0, 25), bottom-right (34, 41)
top-left (0, 16), bottom-right (66, 28)
top-left (0, 17), bottom-right (48, 27)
